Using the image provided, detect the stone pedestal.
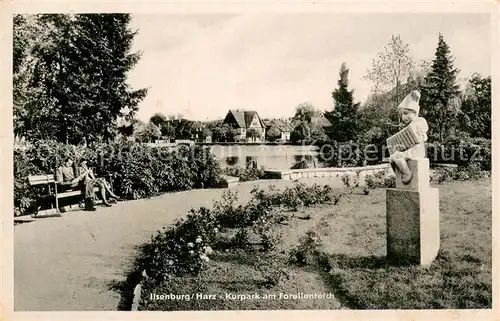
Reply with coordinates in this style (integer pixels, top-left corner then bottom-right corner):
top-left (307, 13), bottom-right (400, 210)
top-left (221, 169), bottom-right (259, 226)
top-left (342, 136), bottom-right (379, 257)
top-left (386, 158), bottom-right (440, 267)
top-left (395, 158), bottom-right (429, 191)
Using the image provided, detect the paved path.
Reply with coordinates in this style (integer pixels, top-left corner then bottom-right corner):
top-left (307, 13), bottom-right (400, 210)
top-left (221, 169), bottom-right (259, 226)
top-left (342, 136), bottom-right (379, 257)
top-left (14, 178), bottom-right (344, 311)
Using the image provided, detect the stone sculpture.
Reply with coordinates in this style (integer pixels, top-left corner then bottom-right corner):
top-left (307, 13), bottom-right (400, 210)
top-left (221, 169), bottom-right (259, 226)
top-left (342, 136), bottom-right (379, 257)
top-left (387, 90), bottom-right (428, 184)
top-left (385, 90), bottom-right (440, 267)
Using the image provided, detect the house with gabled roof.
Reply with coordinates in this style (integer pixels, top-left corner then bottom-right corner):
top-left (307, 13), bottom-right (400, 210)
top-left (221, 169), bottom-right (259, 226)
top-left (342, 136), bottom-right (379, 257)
top-left (264, 118), bottom-right (293, 142)
top-left (311, 115), bottom-right (332, 129)
top-left (223, 109), bottom-right (266, 142)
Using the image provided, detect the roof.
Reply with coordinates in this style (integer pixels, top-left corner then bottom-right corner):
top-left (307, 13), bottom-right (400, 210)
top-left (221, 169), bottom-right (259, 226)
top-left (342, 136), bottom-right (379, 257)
top-left (262, 119), bottom-right (272, 127)
top-left (225, 110), bottom-right (263, 128)
top-left (227, 110), bottom-right (246, 128)
top-left (267, 119), bottom-right (293, 132)
top-left (311, 115), bottom-right (332, 127)
top-left (244, 111), bottom-right (259, 127)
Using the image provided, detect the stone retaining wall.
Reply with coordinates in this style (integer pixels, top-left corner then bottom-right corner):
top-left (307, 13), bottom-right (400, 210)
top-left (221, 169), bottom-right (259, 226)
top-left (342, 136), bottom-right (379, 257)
top-left (264, 164), bottom-right (394, 187)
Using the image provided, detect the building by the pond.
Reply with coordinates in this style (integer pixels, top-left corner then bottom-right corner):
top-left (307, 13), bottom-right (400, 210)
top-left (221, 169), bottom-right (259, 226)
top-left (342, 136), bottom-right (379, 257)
top-left (223, 109), bottom-right (266, 142)
top-left (263, 119), bottom-right (293, 142)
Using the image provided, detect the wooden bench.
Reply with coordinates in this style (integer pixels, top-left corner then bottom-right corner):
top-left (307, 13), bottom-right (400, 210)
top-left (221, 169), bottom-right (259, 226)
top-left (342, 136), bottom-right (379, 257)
top-left (28, 174), bottom-right (113, 217)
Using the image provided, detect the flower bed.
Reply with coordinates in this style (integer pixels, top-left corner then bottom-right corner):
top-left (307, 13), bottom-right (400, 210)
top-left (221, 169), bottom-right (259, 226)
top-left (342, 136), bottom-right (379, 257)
top-left (133, 181), bottom-right (341, 310)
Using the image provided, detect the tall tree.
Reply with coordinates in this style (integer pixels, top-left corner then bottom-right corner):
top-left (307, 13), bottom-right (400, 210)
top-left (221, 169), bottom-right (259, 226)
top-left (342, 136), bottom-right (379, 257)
top-left (199, 127), bottom-right (212, 141)
top-left (13, 14), bottom-right (147, 144)
top-left (358, 60), bottom-right (431, 142)
top-left (14, 14), bottom-right (72, 141)
top-left (212, 123), bottom-right (237, 142)
top-left (266, 125), bottom-right (281, 142)
top-left (420, 33), bottom-right (461, 142)
top-left (149, 112), bottom-right (167, 127)
top-left (362, 35), bottom-right (415, 136)
top-left (135, 121), bottom-right (161, 143)
top-left (160, 121), bottom-right (176, 140)
top-left (310, 122), bottom-right (328, 141)
top-left (246, 128), bottom-right (261, 141)
top-left (290, 121), bottom-right (311, 143)
top-left (292, 102), bottom-right (321, 123)
top-left (364, 35), bottom-right (415, 108)
top-left (329, 63), bottom-right (360, 142)
top-left (460, 73), bottom-right (491, 138)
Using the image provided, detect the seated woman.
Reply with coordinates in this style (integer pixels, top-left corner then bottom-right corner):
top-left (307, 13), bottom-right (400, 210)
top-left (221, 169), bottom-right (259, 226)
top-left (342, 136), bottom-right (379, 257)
top-left (77, 158), bottom-right (121, 205)
top-left (56, 157), bottom-right (98, 211)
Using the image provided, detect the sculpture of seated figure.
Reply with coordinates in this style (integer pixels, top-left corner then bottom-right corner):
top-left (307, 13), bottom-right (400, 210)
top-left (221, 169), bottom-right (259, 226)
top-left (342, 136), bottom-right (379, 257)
top-left (388, 90), bottom-right (428, 184)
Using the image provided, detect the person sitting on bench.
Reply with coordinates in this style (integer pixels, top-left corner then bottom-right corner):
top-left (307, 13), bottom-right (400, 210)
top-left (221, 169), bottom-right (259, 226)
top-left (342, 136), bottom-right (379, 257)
top-left (77, 159), bottom-right (121, 204)
top-left (56, 157), bottom-right (109, 211)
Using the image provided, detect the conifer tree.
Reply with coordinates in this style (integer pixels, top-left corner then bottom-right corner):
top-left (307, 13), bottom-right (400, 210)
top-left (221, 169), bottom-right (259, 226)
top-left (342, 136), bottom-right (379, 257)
top-left (460, 74), bottom-right (491, 138)
top-left (420, 33), bottom-right (461, 142)
top-left (329, 63), bottom-right (360, 142)
top-left (13, 14), bottom-right (147, 144)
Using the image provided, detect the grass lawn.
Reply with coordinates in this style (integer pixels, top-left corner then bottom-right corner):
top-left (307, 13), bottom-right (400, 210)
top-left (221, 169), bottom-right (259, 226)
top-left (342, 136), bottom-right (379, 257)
top-left (319, 178), bottom-right (492, 309)
top-left (138, 178), bottom-right (491, 310)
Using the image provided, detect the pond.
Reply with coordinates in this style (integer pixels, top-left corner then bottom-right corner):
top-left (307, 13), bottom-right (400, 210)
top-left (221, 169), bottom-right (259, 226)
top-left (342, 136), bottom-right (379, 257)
top-left (208, 144), bottom-right (321, 170)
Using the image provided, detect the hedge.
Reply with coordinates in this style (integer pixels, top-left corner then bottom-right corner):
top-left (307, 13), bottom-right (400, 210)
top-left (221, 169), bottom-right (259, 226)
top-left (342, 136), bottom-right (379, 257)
top-left (425, 137), bottom-right (491, 171)
top-left (315, 137), bottom-right (491, 171)
top-left (13, 140), bottom-right (223, 216)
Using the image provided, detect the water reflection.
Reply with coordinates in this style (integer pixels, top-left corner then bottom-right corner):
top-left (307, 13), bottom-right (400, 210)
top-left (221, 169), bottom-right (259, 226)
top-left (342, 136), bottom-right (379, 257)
top-left (225, 156), bottom-right (239, 166)
top-left (210, 145), bottom-right (321, 170)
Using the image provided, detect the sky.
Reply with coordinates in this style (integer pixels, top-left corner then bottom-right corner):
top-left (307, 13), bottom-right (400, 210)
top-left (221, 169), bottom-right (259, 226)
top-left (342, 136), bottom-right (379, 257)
top-left (126, 13), bottom-right (491, 122)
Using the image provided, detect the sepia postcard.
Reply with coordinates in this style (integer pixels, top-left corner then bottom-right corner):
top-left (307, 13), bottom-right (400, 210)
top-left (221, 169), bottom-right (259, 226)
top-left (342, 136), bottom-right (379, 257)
top-left (1, 1), bottom-right (499, 321)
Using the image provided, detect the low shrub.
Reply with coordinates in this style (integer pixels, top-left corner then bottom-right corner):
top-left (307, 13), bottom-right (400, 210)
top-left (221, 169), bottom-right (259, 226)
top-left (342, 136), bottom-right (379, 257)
top-left (250, 182), bottom-right (334, 213)
top-left (254, 254), bottom-right (290, 288)
top-left (341, 173), bottom-right (360, 188)
top-left (426, 137), bottom-right (491, 171)
top-left (289, 231), bottom-right (322, 266)
top-left (365, 170), bottom-right (387, 188)
top-left (364, 170), bottom-right (395, 190)
top-left (211, 190), bottom-right (240, 228)
top-left (460, 163), bottom-right (483, 180)
top-left (139, 180), bottom-right (338, 286)
top-left (430, 167), bottom-right (456, 184)
top-left (222, 166), bottom-right (266, 182)
top-left (384, 175), bottom-right (396, 188)
top-left (142, 206), bottom-right (222, 282)
top-left (252, 212), bottom-right (284, 252)
top-left (291, 158), bottom-right (309, 169)
top-left (239, 168), bottom-right (266, 182)
top-left (430, 163), bottom-right (487, 184)
top-left (230, 228), bottom-right (252, 251)
top-left (250, 185), bottom-right (282, 208)
top-left (233, 202), bottom-right (271, 228)
top-left (341, 173), bottom-right (350, 187)
top-left (291, 182), bottom-right (333, 207)
top-left (280, 187), bottom-right (305, 211)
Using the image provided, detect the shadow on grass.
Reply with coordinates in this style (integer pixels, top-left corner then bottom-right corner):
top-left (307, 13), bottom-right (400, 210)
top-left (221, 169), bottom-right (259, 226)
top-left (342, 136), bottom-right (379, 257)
top-left (107, 244), bottom-right (150, 311)
top-left (313, 253), bottom-right (388, 309)
top-left (313, 252), bottom-right (427, 309)
top-left (314, 250), bottom-right (492, 309)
